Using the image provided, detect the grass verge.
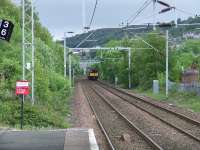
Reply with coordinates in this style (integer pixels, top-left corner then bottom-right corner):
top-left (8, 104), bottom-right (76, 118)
top-left (133, 89), bottom-right (200, 112)
top-left (0, 99), bottom-right (69, 129)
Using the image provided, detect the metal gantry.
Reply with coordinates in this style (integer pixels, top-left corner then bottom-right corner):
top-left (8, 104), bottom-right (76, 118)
top-left (69, 47), bottom-right (132, 89)
top-left (22, 0), bottom-right (35, 104)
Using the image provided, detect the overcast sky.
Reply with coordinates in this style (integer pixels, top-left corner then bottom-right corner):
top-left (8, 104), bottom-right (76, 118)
top-left (13, 0), bottom-right (200, 40)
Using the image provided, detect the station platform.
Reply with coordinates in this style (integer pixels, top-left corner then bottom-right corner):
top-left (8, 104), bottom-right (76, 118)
top-left (0, 128), bottom-right (99, 150)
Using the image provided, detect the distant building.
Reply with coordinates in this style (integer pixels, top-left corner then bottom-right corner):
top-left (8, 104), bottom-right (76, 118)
top-left (183, 32), bottom-right (200, 39)
top-left (182, 64), bottom-right (199, 84)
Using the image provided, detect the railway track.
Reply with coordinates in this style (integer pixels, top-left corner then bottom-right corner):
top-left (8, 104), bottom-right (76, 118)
top-left (82, 81), bottom-right (163, 150)
top-left (95, 81), bottom-right (200, 145)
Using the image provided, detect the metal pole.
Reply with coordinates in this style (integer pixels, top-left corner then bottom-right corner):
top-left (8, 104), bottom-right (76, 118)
top-left (20, 95), bottom-right (24, 130)
top-left (22, 0), bottom-right (25, 80)
top-left (64, 33), bottom-right (67, 77)
top-left (128, 48), bottom-right (131, 89)
top-left (153, 0), bottom-right (156, 30)
top-left (82, 0), bottom-right (86, 32)
top-left (166, 30), bottom-right (169, 97)
top-left (31, 0), bottom-right (35, 105)
top-left (174, 0), bottom-right (178, 27)
top-left (73, 68), bottom-right (75, 87)
top-left (69, 48), bottom-right (72, 88)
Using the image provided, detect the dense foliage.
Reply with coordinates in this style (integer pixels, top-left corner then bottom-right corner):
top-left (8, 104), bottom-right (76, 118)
top-left (0, 0), bottom-right (72, 128)
top-left (94, 32), bottom-right (200, 90)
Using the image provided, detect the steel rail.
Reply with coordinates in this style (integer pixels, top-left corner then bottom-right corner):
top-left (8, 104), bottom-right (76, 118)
top-left (90, 86), bottom-right (164, 150)
top-left (81, 83), bottom-right (115, 150)
top-left (98, 81), bottom-right (200, 126)
top-left (97, 81), bottom-right (200, 143)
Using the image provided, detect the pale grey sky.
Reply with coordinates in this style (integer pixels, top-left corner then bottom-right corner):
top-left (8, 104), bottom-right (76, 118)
top-left (13, 0), bottom-right (200, 40)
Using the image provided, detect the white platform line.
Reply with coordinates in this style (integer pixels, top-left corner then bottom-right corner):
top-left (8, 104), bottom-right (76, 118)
top-left (0, 128), bottom-right (10, 135)
top-left (88, 129), bottom-right (99, 150)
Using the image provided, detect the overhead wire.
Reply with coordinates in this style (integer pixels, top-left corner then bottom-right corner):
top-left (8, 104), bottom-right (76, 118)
top-left (126, 0), bottom-right (152, 25)
top-left (78, 1), bottom-right (199, 48)
top-left (75, 30), bottom-right (96, 48)
top-left (176, 8), bottom-right (197, 17)
top-left (126, 0), bottom-right (151, 21)
top-left (81, 0), bottom-right (153, 48)
top-left (112, 0), bottom-right (200, 55)
top-left (133, 11), bottom-right (160, 24)
top-left (88, 0), bottom-right (98, 28)
top-left (76, 0), bottom-right (99, 48)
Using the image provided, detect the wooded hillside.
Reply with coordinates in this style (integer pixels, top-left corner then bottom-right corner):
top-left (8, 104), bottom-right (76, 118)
top-left (0, 0), bottom-right (71, 128)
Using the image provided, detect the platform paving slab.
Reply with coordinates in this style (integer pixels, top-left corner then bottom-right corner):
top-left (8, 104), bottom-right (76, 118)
top-left (0, 128), bottom-right (99, 150)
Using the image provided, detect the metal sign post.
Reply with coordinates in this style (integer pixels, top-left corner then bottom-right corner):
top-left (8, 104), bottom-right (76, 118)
top-left (20, 95), bottom-right (24, 130)
top-left (16, 80), bottom-right (30, 129)
top-left (73, 68), bottom-right (75, 87)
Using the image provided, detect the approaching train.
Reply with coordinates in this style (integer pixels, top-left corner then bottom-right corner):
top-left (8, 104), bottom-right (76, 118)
top-left (87, 67), bottom-right (99, 80)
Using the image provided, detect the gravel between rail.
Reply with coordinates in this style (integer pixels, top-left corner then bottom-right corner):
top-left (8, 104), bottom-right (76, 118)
top-left (69, 81), bottom-right (110, 150)
top-left (80, 80), bottom-right (200, 150)
top-left (93, 82), bottom-right (200, 150)
top-left (99, 81), bottom-right (200, 123)
top-left (96, 81), bottom-right (200, 139)
top-left (82, 80), bottom-right (159, 150)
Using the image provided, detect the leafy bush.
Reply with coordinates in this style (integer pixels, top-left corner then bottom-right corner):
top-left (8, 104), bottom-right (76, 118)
top-left (0, 0), bottom-right (72, 129)
top-left (0, 100), bottom-right (68, 128)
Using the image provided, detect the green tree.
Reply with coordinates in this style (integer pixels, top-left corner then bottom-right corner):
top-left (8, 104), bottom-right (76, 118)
top-left (0, 0), bottom-right (73, 128)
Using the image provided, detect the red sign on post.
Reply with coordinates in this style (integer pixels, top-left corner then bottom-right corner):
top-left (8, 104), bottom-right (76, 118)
top-left (16, 80), bottom-right (30, 95)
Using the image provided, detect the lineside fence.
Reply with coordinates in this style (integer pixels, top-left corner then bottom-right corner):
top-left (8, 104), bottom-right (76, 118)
top-left (169, 81), bottom-right (200, 96)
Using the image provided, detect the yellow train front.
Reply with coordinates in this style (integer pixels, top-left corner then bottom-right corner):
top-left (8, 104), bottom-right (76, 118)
top-left (87, 68), bottom-right (99, 80)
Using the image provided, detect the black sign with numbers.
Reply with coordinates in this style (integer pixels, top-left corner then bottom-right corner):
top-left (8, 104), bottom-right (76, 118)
top-left (0, 19), bottom-right (14, 42)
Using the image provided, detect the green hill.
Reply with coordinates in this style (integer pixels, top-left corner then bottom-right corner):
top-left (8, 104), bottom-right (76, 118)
top-left (65, 16), bottom-right (200, 48)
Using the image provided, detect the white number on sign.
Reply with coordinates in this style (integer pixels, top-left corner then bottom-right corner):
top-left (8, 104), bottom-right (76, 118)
top-left (1, 29), bottom-right (7, 36)
top-left (3, 21), bottom-right (9, 28)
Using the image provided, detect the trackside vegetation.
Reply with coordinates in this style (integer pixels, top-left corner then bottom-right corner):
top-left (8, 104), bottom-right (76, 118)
top-left (0, 0), bottom-right (73, 128)
top-left (94, 31), bottom-right (200, 112)
top-left (134, 89), bottom-right (200, 112)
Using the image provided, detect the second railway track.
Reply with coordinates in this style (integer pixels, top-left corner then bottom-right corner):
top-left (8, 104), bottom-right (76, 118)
top-left (82, 81), bottom-right (163, 150)
top-left (88, 80), bottom-right (200, 149)
top-left (96, 81), bottom-right (200, 139)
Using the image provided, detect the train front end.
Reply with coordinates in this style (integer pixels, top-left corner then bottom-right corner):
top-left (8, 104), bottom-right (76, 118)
top-left (87, 68), bottom-right (99, 80)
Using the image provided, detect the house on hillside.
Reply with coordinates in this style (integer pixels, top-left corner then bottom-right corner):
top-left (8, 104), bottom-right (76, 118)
top-left (183, 32), bottom-right (200, 40)
top-left (182, 64), bottom-right (199, 84)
